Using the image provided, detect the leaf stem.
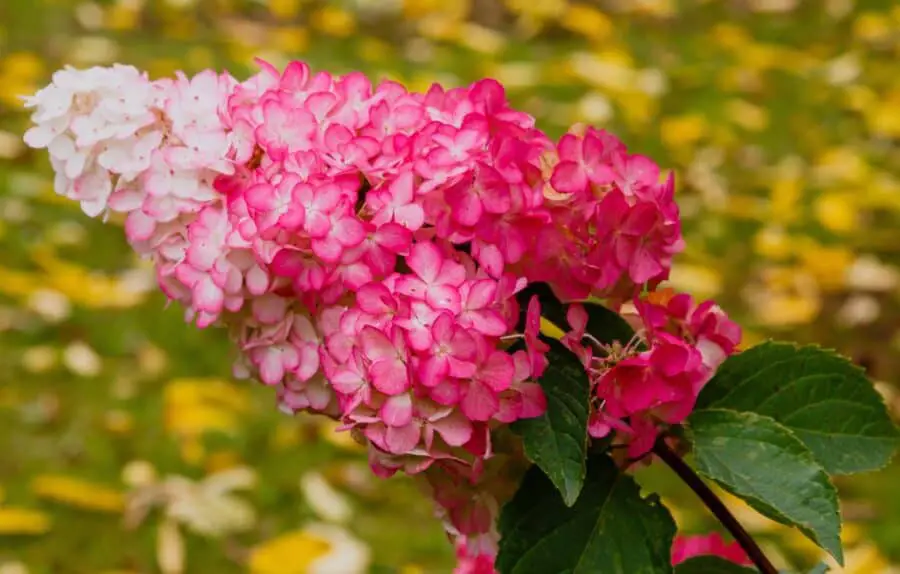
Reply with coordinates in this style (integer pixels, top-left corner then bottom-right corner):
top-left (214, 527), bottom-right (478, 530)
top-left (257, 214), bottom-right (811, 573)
top-left (652, 437), bottom-right (778, 574)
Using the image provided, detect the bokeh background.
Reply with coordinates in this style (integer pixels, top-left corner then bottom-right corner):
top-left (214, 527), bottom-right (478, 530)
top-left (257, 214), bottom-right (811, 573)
top-left (1, 0), bottom-right (899, 572)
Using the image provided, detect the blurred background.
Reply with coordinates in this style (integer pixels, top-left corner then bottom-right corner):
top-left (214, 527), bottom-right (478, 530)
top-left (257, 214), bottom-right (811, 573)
top-left (1, 0), bottom-right (899, 572)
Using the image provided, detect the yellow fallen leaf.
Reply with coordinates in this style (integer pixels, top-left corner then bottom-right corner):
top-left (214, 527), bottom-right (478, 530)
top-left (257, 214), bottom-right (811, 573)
top-left (250, 524), bottom-right (370, 574)
top-left (164, 378), bottom-right (250, 439)
top-left (711, 22), bottom-right (753, 50)
top-left (769, 176), bottom-right (803, 225)
top-left (660, 114), bottom-right (708, 150)
top-left (104, 410), bottom-right (135, 435)
top-left (754, 293), bottom-right (821, 328)
top-left (180, 437), bottom-right (206, 466)
top-left (838, 543), bottom-right (892, 574)
top-left (267, 0), bottom-right (303, 19)
top-left (737, 329), bottom-right (766, 350)
top-left (560, 4), bottom-right (613, 41)
top-left (754, 227), bottom-right (794, 260)
top-left (0, 507), bottom-right (52, 535)
top-left (505, 0), bottom-right (566, 21)
top-left (457, 23), bottom-right (506, 54)
top-left (249, 530), bottom-right (333, 574)
top-left (310, 6), bottom-right (356, 37)
top-left (31, 475), bottom-right (125, 513)
top-left (271, 26), bottom-right (310, 54)
top-left (104, 2), bottom-right (140, 30)
top-left (725, 99), bottom-right (769, 132)
top-left (853, 11), bottom-right (893, 43)
top-left (796, 241), bottom-right (854, 291)
top-left (0, 266), bottom-right (41, 299)
top-left (666, 264), bottom-right (723, 300)
top-left (814, 147), bottom-right (869, 185)
top-left (205, 450), bottom-right (243, 474)
top-left (30, 248), bottom-right (149, 309)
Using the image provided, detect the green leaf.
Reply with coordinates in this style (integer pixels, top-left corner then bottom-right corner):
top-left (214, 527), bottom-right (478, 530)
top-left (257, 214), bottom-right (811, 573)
top-left (497, 455), bottom-right (676, 574)
top-left (696, 341), bottom-right (899, 475)
top-left (674, 556), bottom-right (755, 574)
top-left (688, 409), bottom-right (843, 565)
top-left (511, 337), bottom-right (590, 506)
top-left (515, 282), bottom-right (634, 346)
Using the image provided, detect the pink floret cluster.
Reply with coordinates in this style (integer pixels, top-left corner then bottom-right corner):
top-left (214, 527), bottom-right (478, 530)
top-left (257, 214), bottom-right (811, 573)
top-left (23, 60), bottom-right (739, 571)
top-left (565, 290), bottom-right (742, 460)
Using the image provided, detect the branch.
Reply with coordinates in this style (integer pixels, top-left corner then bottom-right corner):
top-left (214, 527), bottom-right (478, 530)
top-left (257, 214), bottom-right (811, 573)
top-left (652, 437), bottom-right (778, 574)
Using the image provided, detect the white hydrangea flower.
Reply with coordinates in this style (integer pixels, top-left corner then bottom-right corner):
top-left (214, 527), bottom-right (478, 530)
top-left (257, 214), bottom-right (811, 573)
top-left (22, 64), bottom-right (165, 217)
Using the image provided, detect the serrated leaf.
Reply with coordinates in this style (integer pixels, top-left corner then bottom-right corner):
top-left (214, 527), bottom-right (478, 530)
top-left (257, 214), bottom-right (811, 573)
top-left (688, 409), bottom-right (843, 565)
top-left (674, 556), bottom-right (755, 574)
top-left (515, 282), bottom-right (634, 346)
top-left (696, 341), bottom-right (899, 475)
top-left (511, 337), bottom-right (590, 506)
top-left (497, 455), bottom-right (676, 574)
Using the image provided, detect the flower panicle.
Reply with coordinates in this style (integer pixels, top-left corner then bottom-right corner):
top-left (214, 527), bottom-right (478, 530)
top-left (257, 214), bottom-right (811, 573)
top-left (23, 60), bottom-right (740, 572)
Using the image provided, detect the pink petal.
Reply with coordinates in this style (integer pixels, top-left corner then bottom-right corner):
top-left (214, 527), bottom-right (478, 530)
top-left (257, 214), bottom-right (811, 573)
top-left (252, 294), bottom-right (288, 324)
top-left (374, 223), bottom-right (412, 253)
top-left (425, 284), bottom-right (462, 313)
top-left (356, 283), bottom-right (397, 315)
top-left (312, 236), bottom-right (344, 262)
top-left (245, 264), bottom-right (270, 295)
top-left (406, 242), bottom-right (443, 283)
top-left (258, 350), bottom-right (287, 385)
top-left (461, 380), bottom-right (499, 422)
top-left (550, 161), bottom-right (587, 194)
top-left (390, 170), bottom-right (416, 203)
top-left (394, 276), bottom-right (428, 300)
top-left (518, 383), bottom-right (547, 418)
top-left (477, 351), bottom-right (514, 392)
top-left (451, 191), bottom-right (482, 227)
top-left (464, 279), bottom-right (497, 310)
top-left (295, 345), bottom-right (321, 381)
top-left (244, 183), bottom-right (275, 211)
top-left (384, 423), bottom-right (421, 454)
top-left (464, 310), bottom-right (507, 337)
top-left (360, 326), bottom-right (396, 361)
top-left (370, 359), bottom-right (409, 395)
top-left (330, 369), bottom-right (365, 395)
top-left (193, 276), bottom-right (224, 313)
top-left (334, 215), bottom-right (366, 246)
top-left (432, 411), bottom-right (473, 446)
top-left (419, 356), bottom-right (449, 388)
top-left (394, 204), bottom-right (425, 230)
top-left (125, 210), bottom-right (156, 242)
top-left (380, 393), bottom-right (414, 427)
top-left (429, 379), bottom-right (462, 405)
top-left (270, 249), bottom-right (306, 277)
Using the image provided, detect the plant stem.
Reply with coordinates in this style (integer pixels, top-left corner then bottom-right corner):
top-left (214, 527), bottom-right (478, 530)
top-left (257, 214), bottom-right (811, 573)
top-left (652, 437), bottom-right (778, 574)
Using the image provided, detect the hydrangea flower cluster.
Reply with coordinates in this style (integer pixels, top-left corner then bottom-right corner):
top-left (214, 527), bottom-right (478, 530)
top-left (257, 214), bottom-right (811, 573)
top-left (23, 60), bottom-right (738, 571)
